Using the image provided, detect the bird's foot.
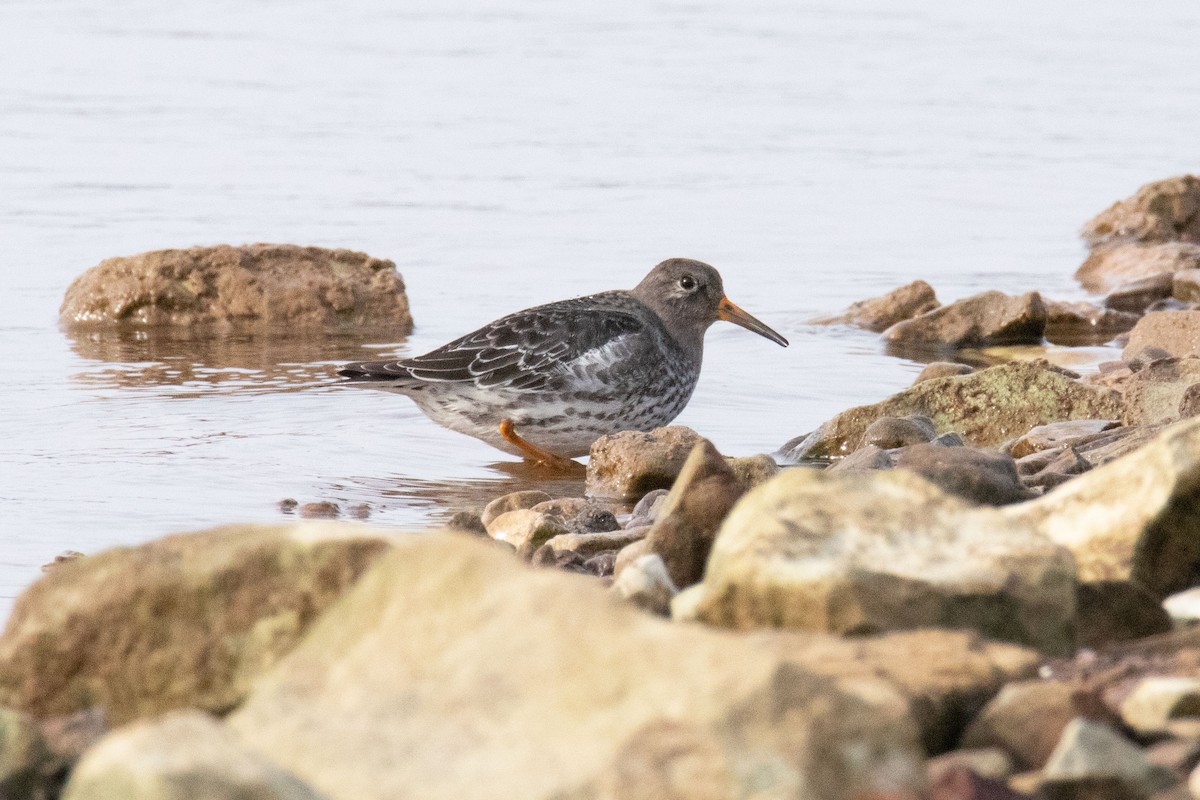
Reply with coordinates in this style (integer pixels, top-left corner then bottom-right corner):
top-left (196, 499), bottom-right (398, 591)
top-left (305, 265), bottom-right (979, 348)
top-left (499, 419), bottom-right (585, 474)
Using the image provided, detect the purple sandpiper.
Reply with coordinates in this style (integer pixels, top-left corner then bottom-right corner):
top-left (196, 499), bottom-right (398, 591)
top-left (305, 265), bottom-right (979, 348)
top-left (338, 258), bottom-right (787, 470)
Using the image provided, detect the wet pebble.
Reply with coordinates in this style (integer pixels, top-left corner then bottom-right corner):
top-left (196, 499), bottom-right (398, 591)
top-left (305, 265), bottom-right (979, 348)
top-left (299, 501), bottom-right (339, 519)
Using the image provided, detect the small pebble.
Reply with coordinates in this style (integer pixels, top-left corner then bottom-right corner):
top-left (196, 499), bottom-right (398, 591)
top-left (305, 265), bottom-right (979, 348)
top-left (278, 498), bottom-right (298, 513)
top-left (445, 509), bottom-right (487, 536)
top-left (299, 501), bottom-right (340, 519)
top-left (41, 550), bottom-right (85, 573)
top-left (348, 503), bottom-right (371, 520)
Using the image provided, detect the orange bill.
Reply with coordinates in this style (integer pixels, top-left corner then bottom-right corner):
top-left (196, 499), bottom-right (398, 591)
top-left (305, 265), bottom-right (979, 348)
top-left (717, 297), bottom-right (789, 347)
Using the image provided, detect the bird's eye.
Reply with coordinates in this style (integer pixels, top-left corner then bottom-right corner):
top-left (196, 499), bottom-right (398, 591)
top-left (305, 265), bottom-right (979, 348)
top-left (679, 275), bottom-right (697, 291)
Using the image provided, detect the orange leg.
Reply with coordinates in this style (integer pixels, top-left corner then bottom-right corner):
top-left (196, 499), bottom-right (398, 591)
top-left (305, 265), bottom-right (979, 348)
top-left (499, 419), bottom-right (582, 472)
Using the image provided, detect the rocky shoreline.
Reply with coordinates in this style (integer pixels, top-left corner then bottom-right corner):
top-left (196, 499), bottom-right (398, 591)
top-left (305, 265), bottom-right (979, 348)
top-left (10, 175), bottom-right (1200, 798)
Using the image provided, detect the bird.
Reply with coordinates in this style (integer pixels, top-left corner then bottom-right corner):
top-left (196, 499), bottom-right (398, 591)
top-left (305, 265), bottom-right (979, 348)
top-left (337, 258), bottom-right (788, 470)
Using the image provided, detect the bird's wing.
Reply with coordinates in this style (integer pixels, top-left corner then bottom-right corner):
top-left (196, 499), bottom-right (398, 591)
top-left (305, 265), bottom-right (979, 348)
top-left (339, 298), bottom-right (647, 393)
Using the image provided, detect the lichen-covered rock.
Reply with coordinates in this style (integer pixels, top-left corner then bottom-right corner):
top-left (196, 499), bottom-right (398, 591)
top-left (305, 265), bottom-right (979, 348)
top-left (586, 426), bottom-right (704, 500)
top-left (62, 711), bottom-right (325, 800)
top-left (59, 244), bottom-right (413, 335)
top-left (883, 291), bottom-right (1047, 351)
top-left (814, 279), bottom-right (941, 332)
top-left (229, 534), bottom-right (925, 800)
top-left (1123, 310), bottom-right (1200, 359)
top-left (0, 522), bottom-right (397, 724)
top-left (685, 468), bottom-right (1077, 654)
top-left (1076, 242), bottom-right (1200, 294)
top-left (779, 361), bottom-right (1122, 461)
top-left (1044, 300), bottom-right (1140, 346)
top-left (642, 440), bottom-right (746, 588)
top-left (1081, 175), bottom-right (1200, 250)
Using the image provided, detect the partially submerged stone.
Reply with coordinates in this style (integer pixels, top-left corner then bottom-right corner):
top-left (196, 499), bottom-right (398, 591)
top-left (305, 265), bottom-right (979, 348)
top-left (883, 291), bottom-right (1047, 351)
top-left (0, 522), bottom-right (397, 724)
top-left (685, 468), bottom-right (1077, 654)
top-left (586, 425), bottom-right (703, 500)
top-left (229, 534), bottom-right (924, 800)
top-left (813, 279), bottom-right (941, 332)
top-left (1103, 272), bottom-right (1175, 314)
top-left (62, 711), bottom-right (325, 800)
top-left (1044, 300), bottom-right (1140, 346)
top-left (480, 490), bottom-right (553, 527)
top-left (59, 243), bottom-right (413, 335)
top-left (779, 361), bottom-right (1122, 461)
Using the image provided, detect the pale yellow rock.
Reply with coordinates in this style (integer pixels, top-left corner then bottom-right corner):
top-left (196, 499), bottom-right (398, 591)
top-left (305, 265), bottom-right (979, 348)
top-left (485, 509), bottom-right (567, 551)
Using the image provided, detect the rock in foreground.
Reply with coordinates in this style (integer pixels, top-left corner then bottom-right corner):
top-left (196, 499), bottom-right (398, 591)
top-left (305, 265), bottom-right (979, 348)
top-left (586, 426), bottom-right (704, 500)
top-left (60, 244), bottom-right (413, 335)
top-left (230, 534), bottom-right (924, 800)
top-left (0, 522), bottom-right (397, 724)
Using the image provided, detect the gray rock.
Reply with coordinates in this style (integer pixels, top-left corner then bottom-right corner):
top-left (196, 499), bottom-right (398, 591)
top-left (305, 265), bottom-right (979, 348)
top-left (62, 710), bottom-right (326, 800)
top-left (1007, 420), bottom-right (1120, 458)
top-left (481, 490), bottom-right (553, 527)
top-left (813, 279), bottom-right (940, 332)
top-left (779, 361), bottom-right (1122, 461)
top-left (586, 426), bottom-right (704, 501)
top-left (610, 554), bottom-right (678, 616)
top-left (862, 414), bottom-right (938, 449)
top-left (1018, 446), bottom-right (1091, 492)
top-left (626, 489), bottom-right (669, 529)
top-left (1103, 272), bottom-right (1176, 314)
top-left (883, 290), bottom-right (1048, 351)
top-left (891, 443), bottom-right (1033, 505)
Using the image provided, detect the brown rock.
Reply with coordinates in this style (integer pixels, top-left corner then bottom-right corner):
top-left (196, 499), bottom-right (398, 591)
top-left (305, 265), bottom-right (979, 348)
top-left (1078, 243), bottom-right (1200, 294)
top-left (814, 279), bottom-right (941, 332)
top-left (642, 440), bottom-right (746, 588)
top-left (884, 291), bottom-right (1047, 351)
top-left (0, 706), bottom-right (58, 799)
top-left (541, 528), bottom-right (648, 560)
top-left (1045, 300), bottom-right (1141, 346)
top-left (915, 362), bottom-right (977, 384)
top-left (892, 443), bottom-right (1033, 505)
top-left (1103, 273), bottom-right (1176, 314)
top-left (724, 454), bottom-right (780, 489)
top-left (444, 509), bottom-right (487, 536)
top-left (1081, 176), bottom-right (1200, 249)
top-left (229, 534), bottom-right (925, 800)
top-left (613, 537), bottom-right (652, 578)
top-left (586, 426), bottom-right (704, 501)
top-left (927, 750), bottom-right (1016, 784)
top-left (1171, 269), bottom-right (1200, 302)
top-left (298, 501), bottom-right (339, 519)
top-left (1076, 581), bottom-right (1172, 649)
top-left (962, 681), bottom-right (1080, 770)
top-left (780, 361), bottom-right (1123, 460)
top-left (485, 510), bottom-right (568, 555)
top-left (863, 414), bottom-right (938, 449)
top-left (481, 490), bottom-right (553, 527)
top-left (0, 523), bottom-right (396, 724)
top-left (1018, 446), bottom-right (1092, 492)
top-left (929, 766), bottom-right (1033, 800)
top-left (1008, 420), bottom-right (1121, 459)
top-left (59, 243), bottom-right (413, 335)
top-left (1118, 311), bottom-right (1200, 362)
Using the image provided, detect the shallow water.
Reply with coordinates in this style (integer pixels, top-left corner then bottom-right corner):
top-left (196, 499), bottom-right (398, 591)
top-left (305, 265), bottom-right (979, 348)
top-left (3, 0), bottom-right (1199, 615)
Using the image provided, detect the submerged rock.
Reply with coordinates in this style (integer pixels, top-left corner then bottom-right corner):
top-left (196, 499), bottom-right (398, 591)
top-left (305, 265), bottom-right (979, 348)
top-left (779, 361), bottom-right (1122, 461)
top-left (228, 534), bottom-right (925, 800)
top-left (814, 279), bottom-right (941, 332)
top-left (586, 425), bottom-right (703, 500)
top-left (883, 291), bottom-right (1047, 351)
top-left (0, 522), bottom-right (397, 724)
top-left (62, 711), bottom-right (325, 800)
top-left (59, 243), bottom-right (413, 335)
top-left (684, 468), bottom-right (1077, 653)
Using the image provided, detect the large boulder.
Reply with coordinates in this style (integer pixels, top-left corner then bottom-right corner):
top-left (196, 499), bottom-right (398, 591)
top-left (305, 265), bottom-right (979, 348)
top-left (1076, 242), bottom-right (1200, 294)
top-left (779, 361), bottom-right (1123, 461)
top-left (813, 279), bottom-right (941, 332)
top-left (680, 468), bottom-right (1077, 654)
top-left (1081, 175), bottom-right (1200, 249)
top-left (883, 291), bottom-right (1047, 351)
top-left (228, 534), bottom-right (925, 800)
top-left (59, 244), bottom-right (413, 335)
top-left (1009, 416), bottom-right (1200, 598)
top-left (0, 522), bottom-right (397, 724)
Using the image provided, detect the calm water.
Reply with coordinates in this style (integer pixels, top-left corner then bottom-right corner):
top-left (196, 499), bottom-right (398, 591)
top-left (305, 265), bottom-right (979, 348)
top-left (2, 0), bottom-right (1199, 613)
